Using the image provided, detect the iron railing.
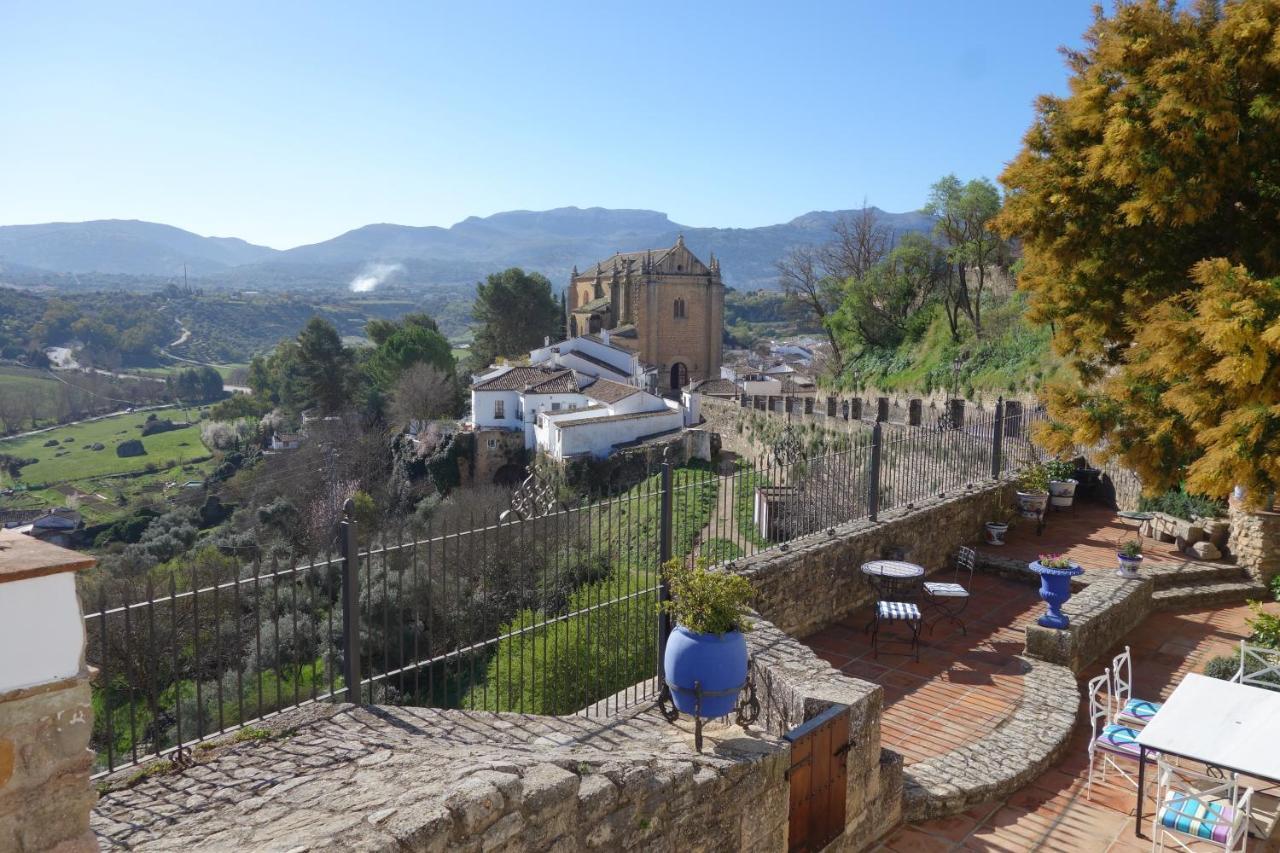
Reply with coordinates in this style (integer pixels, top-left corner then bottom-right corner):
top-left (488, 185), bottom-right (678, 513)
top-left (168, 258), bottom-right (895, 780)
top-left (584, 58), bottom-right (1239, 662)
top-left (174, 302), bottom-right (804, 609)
top-left (84, 400), bottom-right (1043, 777)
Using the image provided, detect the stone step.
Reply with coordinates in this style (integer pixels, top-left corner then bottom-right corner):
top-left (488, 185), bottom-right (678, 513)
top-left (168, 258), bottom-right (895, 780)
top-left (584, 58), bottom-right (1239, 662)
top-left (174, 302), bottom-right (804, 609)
top-left (1152, 579), bottom-right (1269, 611)
top-left (1144, 561), bottom-right (1250, 590)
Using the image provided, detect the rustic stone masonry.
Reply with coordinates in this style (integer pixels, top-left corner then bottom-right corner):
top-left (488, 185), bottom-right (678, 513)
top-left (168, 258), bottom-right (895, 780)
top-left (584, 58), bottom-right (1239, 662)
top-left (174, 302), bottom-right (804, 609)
top-left (1024, 574), bottom-right (1153, 674)
top-left (901, 657), bottom-right (1078, 822)
top-left (730, 482), bottom-right (1016, 638)
top-left (747, 618), bottom-right (902, 848)
top-left (94, 701), bottom-right (790, 852)
top-left (1229, 497), bottom-right (1280, 586)
top-left (0, 532), bottom-right (98, 853)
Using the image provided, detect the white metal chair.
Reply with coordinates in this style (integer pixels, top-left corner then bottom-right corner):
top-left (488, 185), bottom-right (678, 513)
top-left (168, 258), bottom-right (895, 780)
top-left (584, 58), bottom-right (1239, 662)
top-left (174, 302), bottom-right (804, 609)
top-left (1113, 645), bottom-right (1162, 727)
top-left (1152, 757), bottom-right (1253, 852)
top-left (1087, 669), bottom-right (1155, 799)
top-left (924, 545), bottom-right (976, 635)
top-left (1232, 641), bottom-right (1280, 691)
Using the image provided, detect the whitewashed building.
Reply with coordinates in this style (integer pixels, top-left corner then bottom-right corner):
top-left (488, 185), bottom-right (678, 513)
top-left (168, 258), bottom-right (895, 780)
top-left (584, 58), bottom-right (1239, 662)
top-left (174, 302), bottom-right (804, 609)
top-left (469, 333), bottom-right (690, 461)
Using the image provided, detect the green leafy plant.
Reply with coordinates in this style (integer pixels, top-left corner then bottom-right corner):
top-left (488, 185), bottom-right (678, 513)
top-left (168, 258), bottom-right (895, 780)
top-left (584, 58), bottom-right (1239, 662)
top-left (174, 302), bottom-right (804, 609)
top-left (1037, 553), bottom-right (1074, 570)
top-left (1118, 539), bottom-right (1143, 559)
top-left (1045, 459), bottom-right (1076, 482)
top-left (1138, 488), bottom-right (1227, 522)
top-left (1203, 655), bottom-right (1241, 682)
top-left (1246, 601), bottom-right (1280, 650)
top-left (1017, 463), bottom-right (1050, 494)
top-left (660, 557), bottom-right (754, 636)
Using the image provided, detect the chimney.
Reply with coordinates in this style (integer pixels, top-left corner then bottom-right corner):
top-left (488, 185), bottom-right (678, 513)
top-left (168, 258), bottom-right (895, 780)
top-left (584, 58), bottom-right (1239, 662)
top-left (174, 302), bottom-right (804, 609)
top-left (544, 336), bottom-right (550, 347)
top-left (602, 328), bottom-right (610, 346)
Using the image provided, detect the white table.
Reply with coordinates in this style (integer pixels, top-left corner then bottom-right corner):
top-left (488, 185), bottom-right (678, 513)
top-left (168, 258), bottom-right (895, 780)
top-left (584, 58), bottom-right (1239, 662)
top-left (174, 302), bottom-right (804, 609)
top-left (860, 560), bottom-right (924, 581)
top-left (1134, 673), bottom-right (1280, 835)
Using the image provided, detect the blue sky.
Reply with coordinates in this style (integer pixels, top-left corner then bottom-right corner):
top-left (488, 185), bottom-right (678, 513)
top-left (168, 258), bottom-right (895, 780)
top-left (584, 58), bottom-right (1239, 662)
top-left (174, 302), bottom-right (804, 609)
top-left (0, 1), bottom-right (1096, 249)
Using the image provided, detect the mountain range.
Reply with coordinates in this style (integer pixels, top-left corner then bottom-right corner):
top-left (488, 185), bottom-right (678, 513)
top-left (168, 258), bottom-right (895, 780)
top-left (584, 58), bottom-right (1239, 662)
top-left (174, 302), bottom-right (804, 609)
top-left (0, 206), bottom-right (935, 291)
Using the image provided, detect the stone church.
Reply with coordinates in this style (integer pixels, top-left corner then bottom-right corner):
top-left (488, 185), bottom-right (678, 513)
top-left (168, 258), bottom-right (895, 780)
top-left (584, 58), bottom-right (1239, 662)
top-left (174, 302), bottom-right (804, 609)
top-left (566, 235), bottom-right (724, 391)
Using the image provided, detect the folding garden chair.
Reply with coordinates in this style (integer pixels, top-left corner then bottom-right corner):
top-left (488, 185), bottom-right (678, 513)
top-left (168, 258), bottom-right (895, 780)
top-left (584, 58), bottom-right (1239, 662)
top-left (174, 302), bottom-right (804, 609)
top-left (1112, 645), bottom-right (1162, 727)
top-left (924, 545), bottom-right (975, 635)
top-left (871, 575), bottom-right (922, 663)
top-left (1151, 757), bottom-right (1253, 852)
top-left (1086, 669), bottom-right (1156, 800)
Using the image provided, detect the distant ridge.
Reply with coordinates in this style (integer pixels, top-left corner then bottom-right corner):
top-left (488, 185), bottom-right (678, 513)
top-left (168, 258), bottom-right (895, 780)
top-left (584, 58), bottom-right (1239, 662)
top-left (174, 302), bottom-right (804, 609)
top-left (0, 206), bottom-right (935, 291)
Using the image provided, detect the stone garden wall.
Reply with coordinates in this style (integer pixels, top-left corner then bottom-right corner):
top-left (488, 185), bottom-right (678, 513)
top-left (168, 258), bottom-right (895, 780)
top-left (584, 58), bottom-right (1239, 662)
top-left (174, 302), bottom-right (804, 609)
top-left (1023, 574), bottom-right (1154, 674)
top-left (1229, 497), bottom-right (1280, 586)
top-left (730, 481), bottom-right (1016, 639)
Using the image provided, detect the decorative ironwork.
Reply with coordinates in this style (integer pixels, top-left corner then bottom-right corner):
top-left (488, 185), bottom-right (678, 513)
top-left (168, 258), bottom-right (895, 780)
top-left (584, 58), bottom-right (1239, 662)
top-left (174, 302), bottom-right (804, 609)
top-left (656, 682), bottom-right (680, 723)
top-left (735, 657), bottom-right (761, 729)
top-left (501, 466), bottom-right (559, 521)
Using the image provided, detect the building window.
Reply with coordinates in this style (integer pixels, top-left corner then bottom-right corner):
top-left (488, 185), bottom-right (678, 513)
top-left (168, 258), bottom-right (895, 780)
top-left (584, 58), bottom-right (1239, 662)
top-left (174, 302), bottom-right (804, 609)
top-left (487, 438), bottom-right (497, 449)
top-left (494, 399), bottom-right (505, 419)
top-left (551, 402), bottom-right (561, 412)
top-left (674, 298), bottom-right (686, 319)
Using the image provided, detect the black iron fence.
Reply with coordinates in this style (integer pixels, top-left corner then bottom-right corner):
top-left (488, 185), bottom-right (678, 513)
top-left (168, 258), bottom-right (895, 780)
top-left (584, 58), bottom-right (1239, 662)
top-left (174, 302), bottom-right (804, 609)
top-left (85, 400), bottom-right (1042, 777)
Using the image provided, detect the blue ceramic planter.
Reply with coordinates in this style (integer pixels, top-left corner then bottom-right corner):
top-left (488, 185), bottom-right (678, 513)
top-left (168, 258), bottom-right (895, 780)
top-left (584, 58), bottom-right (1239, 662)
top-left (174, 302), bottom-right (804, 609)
top-left (1029, 561), bottom-right (1084, 629)
top-left (664, 625), bottom-right (748, 718)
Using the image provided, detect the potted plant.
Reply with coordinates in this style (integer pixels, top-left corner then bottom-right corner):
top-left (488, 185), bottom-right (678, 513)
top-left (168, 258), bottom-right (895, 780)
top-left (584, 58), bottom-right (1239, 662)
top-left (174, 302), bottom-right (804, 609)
top-left (1045, 459), bottom-right (1078, 510)
top-left (1116, 538), bottom-right (1144, 578)
top-left (985, 492), bottom-right (1011, 545)
top-left (1028, 553), bottom-right (1085, 629)
top-left (1015, 463), bottom-right (1050, 518)
top-left (660, 557), bottom-right (754, 718)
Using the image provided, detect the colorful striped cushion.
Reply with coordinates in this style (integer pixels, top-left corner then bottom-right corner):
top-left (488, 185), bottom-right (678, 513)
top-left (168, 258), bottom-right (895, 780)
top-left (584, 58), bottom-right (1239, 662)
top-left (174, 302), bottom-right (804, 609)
top-left (877, 601), bottom-right (921, 621)
top-left (1158, 793), bottom-right (1235, 844)
top-left (1094, 723), bottom-right (1146, 758)
top-left (1118, 698), bottom-right (1161, 724)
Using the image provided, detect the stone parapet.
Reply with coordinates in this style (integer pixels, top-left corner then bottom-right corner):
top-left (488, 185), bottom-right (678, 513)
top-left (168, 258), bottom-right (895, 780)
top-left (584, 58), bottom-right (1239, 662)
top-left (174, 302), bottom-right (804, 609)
top-left (1024, 574), bottom-right (1154, 673)
top-left (1228, 498), bottom-right (1280, 586)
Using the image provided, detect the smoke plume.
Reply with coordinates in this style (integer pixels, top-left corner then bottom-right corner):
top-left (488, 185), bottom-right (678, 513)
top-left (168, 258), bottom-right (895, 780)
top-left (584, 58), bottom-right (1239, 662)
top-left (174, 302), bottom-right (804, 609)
top-left (349, 262), bottom-right (403, 293)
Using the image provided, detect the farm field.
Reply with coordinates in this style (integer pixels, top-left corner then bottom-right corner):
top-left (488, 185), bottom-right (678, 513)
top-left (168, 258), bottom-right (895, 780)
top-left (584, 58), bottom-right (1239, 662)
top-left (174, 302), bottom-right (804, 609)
top-left (0, 408), bottom-right (210, 487)
top-left (0, 365), bottom-right (70, 426)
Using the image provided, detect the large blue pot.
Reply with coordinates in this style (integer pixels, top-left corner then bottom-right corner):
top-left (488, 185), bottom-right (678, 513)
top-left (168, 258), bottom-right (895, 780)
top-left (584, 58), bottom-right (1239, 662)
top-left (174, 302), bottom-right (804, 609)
top-left (664, 625), bottom-right (748, 718)
top-left (1029, 560), bottom-right (1085, 629)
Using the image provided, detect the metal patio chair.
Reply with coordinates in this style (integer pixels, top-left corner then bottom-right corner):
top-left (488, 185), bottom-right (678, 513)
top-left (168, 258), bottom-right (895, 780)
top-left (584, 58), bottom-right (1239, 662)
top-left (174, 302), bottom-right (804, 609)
top-left (924, 545), bottom-right (976, 635)
top-left (1152, 757), bottom-right (1253, 853)
top-left (871, 574), bottom-right (922, 662)
top-left (1112, 645), bottom-right (1162, 728)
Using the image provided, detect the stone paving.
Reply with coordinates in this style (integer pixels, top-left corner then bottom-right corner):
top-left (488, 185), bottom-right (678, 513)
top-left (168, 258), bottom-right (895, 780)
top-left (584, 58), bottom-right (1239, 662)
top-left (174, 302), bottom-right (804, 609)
top-left (876, 600), bottom-right (1280, 852)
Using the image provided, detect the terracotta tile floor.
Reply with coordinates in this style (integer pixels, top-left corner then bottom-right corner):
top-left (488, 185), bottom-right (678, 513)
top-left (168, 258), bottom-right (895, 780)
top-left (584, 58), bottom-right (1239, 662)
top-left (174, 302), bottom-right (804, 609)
top-left (802, 574), bottom-right (1044, 764)
top-left (876, 600), bottom-right (1280, 852)
top-left (978, 501), bottom-right (1214, 578)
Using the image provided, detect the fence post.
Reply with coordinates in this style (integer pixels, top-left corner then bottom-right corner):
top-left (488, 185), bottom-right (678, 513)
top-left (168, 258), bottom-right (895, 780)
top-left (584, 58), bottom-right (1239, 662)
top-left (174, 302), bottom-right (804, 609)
top-left (992, 397), bottom-right (1005, 480)
top-left (339, 498), bottom-right (362, 703)
top-left (657, 463), bottom-right (674, 682)
top-left (868, 421), bottom-right (882, 522)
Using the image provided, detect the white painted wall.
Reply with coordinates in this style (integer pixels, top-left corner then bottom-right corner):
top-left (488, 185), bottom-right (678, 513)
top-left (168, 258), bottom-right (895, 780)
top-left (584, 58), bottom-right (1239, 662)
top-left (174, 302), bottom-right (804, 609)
top-left (549, 403), bottom-right (685, 460)
top-left (0, 573), bottom-right (85, 692)
top-left (470, 389), bottom-right (523, 431)
top-left (743, 379), bottom-right (783, 396)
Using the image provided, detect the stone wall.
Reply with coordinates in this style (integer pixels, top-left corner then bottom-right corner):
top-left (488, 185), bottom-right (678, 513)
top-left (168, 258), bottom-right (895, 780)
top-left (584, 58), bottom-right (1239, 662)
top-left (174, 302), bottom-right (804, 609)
top-left (1228, 497), bottom-right (1280, 586)
top-left (1023, 574), bottom-right (1154, 673)
top-left (731, 481), bottom-right (1015, 639)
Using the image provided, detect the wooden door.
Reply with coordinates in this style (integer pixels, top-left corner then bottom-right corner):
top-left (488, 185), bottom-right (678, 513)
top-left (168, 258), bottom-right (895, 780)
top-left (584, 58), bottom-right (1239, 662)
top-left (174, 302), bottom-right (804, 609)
top-left (784, 703), bottom-right (850, 852)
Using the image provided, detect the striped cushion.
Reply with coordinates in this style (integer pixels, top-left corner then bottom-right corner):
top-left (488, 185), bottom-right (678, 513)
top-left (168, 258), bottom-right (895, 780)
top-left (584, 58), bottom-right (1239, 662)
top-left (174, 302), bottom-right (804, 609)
top-left (1158, 793), bottom-right (1235, 844)
top-left (1117, 698), bottom-right (1161, 725)
top-left (877, 601), bottom-right (921, 621)
top-left (1094, 723), bottom-right (1147, 758)
top-left (923, 581), bottom-right (968, 597)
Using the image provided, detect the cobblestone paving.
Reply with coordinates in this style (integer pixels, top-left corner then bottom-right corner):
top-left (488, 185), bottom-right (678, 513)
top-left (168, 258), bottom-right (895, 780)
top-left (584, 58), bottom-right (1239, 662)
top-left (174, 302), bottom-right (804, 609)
top-left (92, 702), bottom-right (787, 851)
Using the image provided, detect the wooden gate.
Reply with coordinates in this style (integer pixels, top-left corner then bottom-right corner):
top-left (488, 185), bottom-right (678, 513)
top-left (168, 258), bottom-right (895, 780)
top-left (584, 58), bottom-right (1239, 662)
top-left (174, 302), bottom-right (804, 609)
top-left (784, 704), bottom-right (850, 852)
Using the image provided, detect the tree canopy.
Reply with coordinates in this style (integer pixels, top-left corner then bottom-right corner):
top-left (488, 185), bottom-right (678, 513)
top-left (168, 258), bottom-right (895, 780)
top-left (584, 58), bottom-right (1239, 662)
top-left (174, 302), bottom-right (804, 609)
top-left (469, 268), bottom-right (562, 369)
top-left (999, 0), bottom-right (1280, 505)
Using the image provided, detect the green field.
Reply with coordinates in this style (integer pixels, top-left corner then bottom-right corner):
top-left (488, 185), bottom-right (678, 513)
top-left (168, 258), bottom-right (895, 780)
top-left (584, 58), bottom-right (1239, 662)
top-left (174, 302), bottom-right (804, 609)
top-left (0, 366), bottom-right (68, 426)
top-left (0, 408), bottom-right (209, 488)
top-left (127, 361), bottom-right (248, 382)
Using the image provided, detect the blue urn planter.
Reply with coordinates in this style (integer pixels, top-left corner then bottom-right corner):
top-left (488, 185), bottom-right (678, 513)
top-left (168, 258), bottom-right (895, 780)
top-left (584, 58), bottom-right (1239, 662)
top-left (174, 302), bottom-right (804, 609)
top-left (664, 625), bottom-right (748, 718)
top-left (1029, 560), bottom-right (1084, 629)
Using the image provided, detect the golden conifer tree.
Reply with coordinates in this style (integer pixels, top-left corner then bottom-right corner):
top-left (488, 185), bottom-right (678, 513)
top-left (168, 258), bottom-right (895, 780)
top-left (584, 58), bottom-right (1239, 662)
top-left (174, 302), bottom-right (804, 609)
top-left (998, 0), bottom-right (1280, 506)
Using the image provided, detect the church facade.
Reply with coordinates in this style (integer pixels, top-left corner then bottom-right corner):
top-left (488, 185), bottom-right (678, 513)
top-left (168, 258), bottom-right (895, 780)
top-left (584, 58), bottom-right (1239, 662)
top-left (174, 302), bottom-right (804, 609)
top-left (566, 235), bottom-right (724, 391)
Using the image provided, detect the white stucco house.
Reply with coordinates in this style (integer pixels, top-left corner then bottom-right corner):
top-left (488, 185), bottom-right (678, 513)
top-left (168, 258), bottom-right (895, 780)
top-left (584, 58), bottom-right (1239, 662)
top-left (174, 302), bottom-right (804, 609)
top-left (469, 333), bottom-right (690, 461)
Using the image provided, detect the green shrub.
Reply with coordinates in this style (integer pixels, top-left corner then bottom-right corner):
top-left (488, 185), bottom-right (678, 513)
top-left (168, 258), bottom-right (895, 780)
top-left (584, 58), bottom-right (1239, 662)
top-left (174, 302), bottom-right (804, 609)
top-left (660, 557), bottom-right (753, 635)
top-left (1017, 464), bottom-right (1049, 494)
top-left (1045, 459), bottom-right (1076, 481)
top-left (1247, 600), bottom-right (1280, 649)
top-left (1204, 655), bottom-right (1240, 681)
top-left (1138, 488), bottom-right (1227, 521)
